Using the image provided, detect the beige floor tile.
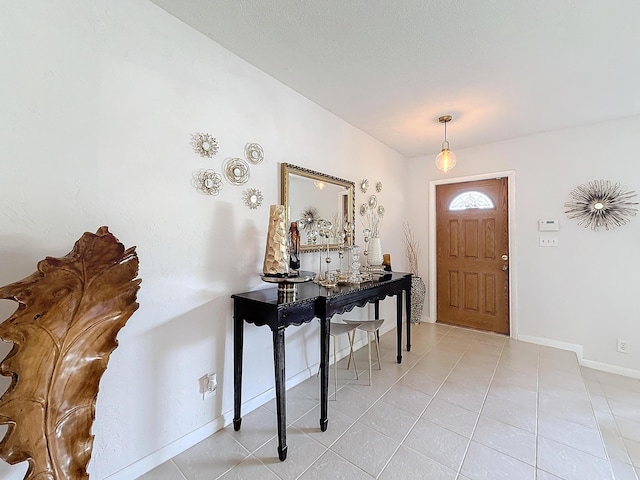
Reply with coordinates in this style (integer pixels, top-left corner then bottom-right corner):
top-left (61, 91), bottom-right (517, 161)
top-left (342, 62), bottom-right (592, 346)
top-left (472, 415), bottom-right (536, 465)
top-left (298, 450), bottom-right (374, 480)
top-left (225, 406), bottom-right (277, 452)
top-left (358, 398), bottom-right (418, 442)
top-left (436, 379), bottom-right (488, 413)
top-left (379, 382), bottom-right (432, 416)
top-left (609, 458), bottom-right (639, 480)
top-left (172, 430), bottom-right (250, 480)
top-left (217, 455), bottom-right (280, 480)
top-left (481, 392), bottom-right (537, 433)
top-left (403, 418), bottom-right (469, 472)
top-left (624, 438), bottom-right (640, 467)
top-left (460, 441), bottom-right (535, 480)
top-left (537, 436), bottom-right (613, 480)
top-left (255, 427), bottom-right (326, 479)
top-left (538, 411), bottom-right (608, 459)
top-left (421, 397), bottom-right (479, 438)
top-left (136, 460), bottom-right (187, 480)
top-left (379, 445), bottom-right (456, 480)
top-left (617, 416), bottom-right (640, 443)
top-left (292, 404), bottom-right (356, 447)
top-left (330, 422), bottom-right (399, 477)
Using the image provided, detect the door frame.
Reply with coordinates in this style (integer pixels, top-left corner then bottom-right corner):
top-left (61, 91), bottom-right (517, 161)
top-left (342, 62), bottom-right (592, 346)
top-left (428, 170), bottom-right (519, 338)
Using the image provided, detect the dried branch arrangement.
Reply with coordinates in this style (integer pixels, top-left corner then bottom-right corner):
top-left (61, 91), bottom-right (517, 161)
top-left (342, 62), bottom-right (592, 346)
top-left (0, 226), bottom-right (140, 480)
top-left (403, 222), bottom-right (420, 277)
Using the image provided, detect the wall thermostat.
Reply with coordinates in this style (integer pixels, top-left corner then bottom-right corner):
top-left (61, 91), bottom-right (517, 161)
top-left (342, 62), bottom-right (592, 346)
top-left (538, 219), bottom-right (559, 231)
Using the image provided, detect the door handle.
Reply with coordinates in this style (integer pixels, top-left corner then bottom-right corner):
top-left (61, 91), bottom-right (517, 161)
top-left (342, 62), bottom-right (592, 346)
top-left (501, 254), bottom-right (508, 261)
top-left (502, 265), bottom-right (509, 271)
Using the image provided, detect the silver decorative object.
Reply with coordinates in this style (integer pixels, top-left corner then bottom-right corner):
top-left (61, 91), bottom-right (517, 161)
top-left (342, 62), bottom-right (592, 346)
top-left (368, 195), bottom-right (377, 208)
top-left (223, 157), bottom-right (250, 185)
top-left (194, 169), bottom-right (223, 195)
top-left (242, 188), bottom-right (263, 209)
top-left (376, 181), bottom-right (383, 192)
top-left (377, 205), bottom-right (385, 217)
top-left (565, 180), bottom-right (638, 231)
top-left (191, 132), bottom-right (218, 158)
top-left (360, 179), bottom-right (369, 193)
top-left (359, 203), bottom-right (368, 216)
top-left (245, 143), bottom-right (264, 164)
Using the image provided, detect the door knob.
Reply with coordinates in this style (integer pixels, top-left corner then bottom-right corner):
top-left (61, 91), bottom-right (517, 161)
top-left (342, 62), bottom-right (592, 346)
top-left (501, 254), bottom-right (508, 261)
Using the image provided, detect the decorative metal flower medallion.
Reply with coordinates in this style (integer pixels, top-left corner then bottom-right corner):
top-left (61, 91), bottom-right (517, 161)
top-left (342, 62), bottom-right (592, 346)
top-left (190, 132), bottom-right (219, 158)
top-left (377, 205), bottom-right (385, 217)
top-left (359, 203), bottom-right (369, 216)
top-left (564, 180), bottom-right (638, 231)
top-left (299, 206), bottom-right (319, 233)
top-left (242, 188), bottom-right (263, 209)
top-left (368, 195), bottom-right (377, 208)
top-left (194, 169), bottom-right (223, 195)
top-left (360, 179), bottom-right (369, 193)
top-left (376, 181), bottom-right (383, 192)
top-left (223, 157), bottom-right (250, 185)
top-left (245, 143), bottom-right (264, 164)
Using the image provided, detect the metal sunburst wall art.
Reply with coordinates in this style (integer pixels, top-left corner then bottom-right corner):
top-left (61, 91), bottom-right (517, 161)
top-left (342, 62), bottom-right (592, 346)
top-left (564, 180), bottom-right (638, 231)
top-left (194, 169), bottom-right (223, 195)
top-left (191, 132), bottom-right (219, 158)
top-left (242, 188), bottom-right (263, 209)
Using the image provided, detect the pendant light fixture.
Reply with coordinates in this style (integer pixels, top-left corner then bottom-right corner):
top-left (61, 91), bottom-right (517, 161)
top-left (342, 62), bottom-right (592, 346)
top-left (435, 115), bottom-right (457, 172)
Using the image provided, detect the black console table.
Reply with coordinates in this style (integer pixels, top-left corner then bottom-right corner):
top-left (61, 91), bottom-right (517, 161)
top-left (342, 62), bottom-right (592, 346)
top-left (231, 272), bottom-right (412, 461)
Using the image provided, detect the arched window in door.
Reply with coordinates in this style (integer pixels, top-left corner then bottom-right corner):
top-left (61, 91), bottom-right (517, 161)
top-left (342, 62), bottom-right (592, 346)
top-left (448, 191), bottom-right (495, 211)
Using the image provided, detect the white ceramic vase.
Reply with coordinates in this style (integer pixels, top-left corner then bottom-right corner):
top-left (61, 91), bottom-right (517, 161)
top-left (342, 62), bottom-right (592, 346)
top-left (367, 237), bottom-right (383, 266)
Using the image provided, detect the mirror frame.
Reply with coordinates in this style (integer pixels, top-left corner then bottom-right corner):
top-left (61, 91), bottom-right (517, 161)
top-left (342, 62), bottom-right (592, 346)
top-left (281, 163), bottom-right (355, 253)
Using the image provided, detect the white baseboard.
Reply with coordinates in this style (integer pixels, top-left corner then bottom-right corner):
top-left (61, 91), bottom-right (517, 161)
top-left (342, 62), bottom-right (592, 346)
top-left (517, 334), bottom-right (640, 379)
top-left (517, 334), bottom-right (584, 358)
top-left (580, 358), bottom-right (640, 379)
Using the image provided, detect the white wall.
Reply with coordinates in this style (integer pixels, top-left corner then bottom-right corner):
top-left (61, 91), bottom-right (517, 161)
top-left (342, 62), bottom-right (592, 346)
top-left (408, 115), bottom-right (640, 376)
top-left (0, 2), bottom-right (407, 479)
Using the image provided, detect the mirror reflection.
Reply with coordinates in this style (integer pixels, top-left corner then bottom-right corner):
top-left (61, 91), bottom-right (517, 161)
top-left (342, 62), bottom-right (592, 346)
top-left (281, 163), bottom-right (355, 253)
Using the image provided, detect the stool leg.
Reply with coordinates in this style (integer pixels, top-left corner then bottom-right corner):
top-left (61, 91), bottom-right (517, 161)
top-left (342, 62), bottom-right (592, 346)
top-left (374, 330), bottom-right (382, 370)
top-left (348, 330), bottom-right (358, 380)
top-left (333, 335), bottom-right (338, 400)
top-left (367, 331), bottom-right (373, 386)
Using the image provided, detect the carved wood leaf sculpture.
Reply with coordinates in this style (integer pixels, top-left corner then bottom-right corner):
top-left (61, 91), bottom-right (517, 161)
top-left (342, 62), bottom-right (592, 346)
top-left (0, 227), bottom-right (141, 480)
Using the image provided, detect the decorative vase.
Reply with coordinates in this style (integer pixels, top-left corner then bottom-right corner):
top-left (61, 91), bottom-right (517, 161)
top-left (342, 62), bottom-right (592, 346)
top-left (410, 276), bottom-right (426, 324)
top-left (263, 205), bottom-right (289, 276)
top-left (367, 237), bottom-right (383, 266)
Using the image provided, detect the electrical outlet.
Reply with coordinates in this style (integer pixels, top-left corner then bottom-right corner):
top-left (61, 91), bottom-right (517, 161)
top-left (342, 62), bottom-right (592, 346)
top-left (198, 373), bottom-right (217, 399)
top-left (617, 339), bottom-right (630, 354)
top-left (539, 236), bottom-right (559, 247)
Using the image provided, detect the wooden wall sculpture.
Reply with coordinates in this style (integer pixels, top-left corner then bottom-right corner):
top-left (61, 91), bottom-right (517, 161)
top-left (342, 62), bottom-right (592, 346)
top-left (0, 227), bottom-right (140, 480)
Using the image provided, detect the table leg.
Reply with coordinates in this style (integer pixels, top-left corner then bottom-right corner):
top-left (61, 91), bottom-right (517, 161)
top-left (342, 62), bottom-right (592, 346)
top-left (396, 293), bottom-right (403, 363)
top-left (233, 311), bottom-right (243, 431)
top-left (273, 326), bottom-right (288, 461)
top-left (319, 315), bottom-right (329, 432)
top-left (406, 285), bottom-right (412, 352)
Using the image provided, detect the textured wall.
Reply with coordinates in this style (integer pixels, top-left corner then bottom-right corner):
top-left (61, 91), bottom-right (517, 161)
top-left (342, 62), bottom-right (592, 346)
top-left (0, 2), bottom-right (406, 478)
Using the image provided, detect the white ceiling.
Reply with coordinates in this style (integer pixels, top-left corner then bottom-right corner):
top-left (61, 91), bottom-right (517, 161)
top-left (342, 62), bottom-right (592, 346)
top-left (149, 0), bottom-right (640, 157)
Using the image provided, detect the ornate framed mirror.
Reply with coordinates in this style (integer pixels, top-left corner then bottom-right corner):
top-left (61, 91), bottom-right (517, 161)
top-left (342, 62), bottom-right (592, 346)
top-left (281, 163), bottom-right (355, 253)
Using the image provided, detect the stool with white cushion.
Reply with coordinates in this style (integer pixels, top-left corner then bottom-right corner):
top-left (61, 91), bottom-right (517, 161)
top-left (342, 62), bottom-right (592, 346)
top-left (343, 319), bottom-right (384, 386)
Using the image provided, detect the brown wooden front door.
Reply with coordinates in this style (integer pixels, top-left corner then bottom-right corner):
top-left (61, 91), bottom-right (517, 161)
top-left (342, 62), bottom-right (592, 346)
top-left (436, 178), bottom-right (510, 334)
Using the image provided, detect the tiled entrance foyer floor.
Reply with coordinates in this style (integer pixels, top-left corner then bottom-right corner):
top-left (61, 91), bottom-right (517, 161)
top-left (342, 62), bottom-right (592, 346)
top-left (140, 323), bottom-right (640, 480)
